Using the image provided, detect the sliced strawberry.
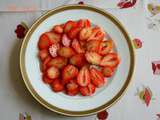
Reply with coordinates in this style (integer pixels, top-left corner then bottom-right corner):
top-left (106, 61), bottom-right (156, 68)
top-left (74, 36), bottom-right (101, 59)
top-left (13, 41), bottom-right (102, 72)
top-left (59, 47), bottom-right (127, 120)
top-left (70, 54), bottom-right (87, 68)
top-left (99, 40), bottom-right (113, 55)
top-left (85, 52), bottom-right (102, 65)
top-left (77, 66), bottom-right (91, 87)
top-left (66, 80), bottom-right (79, 96)
top-left (68, 27), bottom-right (81, 39)
top-left (72, 39), bottom-right (85, 53)
top-left (46, 32), bottom-right (61, 44)
top-left (79, 27), bottom-right (92, 41)
top-left (41, 56), bottom-right (52, 72)
top-left (86, 40), bottom-right (101, 52)
top-left (90, 68), bottom-right (105, 88)
top-left (47, 56), bottom-right (68, 69)
top-left (79, 84), bottom-right (95, 96)
top-left (64, 20), bottom-right (77, 33)
top-left (62, 65), bottom-right (79, 81)
top-left (52, 25), bottom-right (63, 34)
top-left (48, 43), bottom-right (60, 58)
top-left (100, 53), bottom-right (120, 68)
top-left (77, 19), bottom-right (91, 28)
top-left (38, 49), bottom-right (49, 61)
top-left (58, 47), bottom-right (75, 58)
top-left (46, 66), bottom-right (60, 79)
top-left (62, 34), bottom-right (71, 47)
top-left (102, 66), bottom-right (114, 77)
top-left (38, 33), bottom-right (52, 50)
top-left (42, 75), bottom-right (54, 84)
top-left (51, 79), bottom-right (64, 92)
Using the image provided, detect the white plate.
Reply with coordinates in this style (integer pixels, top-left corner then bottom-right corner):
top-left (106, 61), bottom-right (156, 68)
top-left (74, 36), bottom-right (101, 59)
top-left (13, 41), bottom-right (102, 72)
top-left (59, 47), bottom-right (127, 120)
top-left (20, 5), bottom-right (135, 116)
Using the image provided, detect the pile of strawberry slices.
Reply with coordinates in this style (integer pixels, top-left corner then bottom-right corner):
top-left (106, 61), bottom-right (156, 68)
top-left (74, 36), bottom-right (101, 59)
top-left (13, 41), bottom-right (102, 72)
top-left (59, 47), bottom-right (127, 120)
top-left (38, 19), bottom-right (120, 96)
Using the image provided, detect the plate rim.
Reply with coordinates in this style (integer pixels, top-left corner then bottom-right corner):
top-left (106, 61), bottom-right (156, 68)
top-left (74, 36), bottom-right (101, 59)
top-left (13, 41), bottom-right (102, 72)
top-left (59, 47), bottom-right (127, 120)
top-left (20, 4), bottom-right (135, 116)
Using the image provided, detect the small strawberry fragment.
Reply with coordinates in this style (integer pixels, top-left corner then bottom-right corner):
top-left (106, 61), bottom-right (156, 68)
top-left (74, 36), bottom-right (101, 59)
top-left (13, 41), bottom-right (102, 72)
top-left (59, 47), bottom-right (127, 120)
top-left (46, 32), bottom-right (61, 44)
top-left (79, 27), bottom-right (92, 41)
top-left (62, 34), bottom-right (71, 47)
top-left (41, 56), bottom-right (52, 72)
top-left (58, 47), bottom-right (75, 58)
top-left (68, 27), bottom-right (81, 39)
top-left (51, 79), bottom-right (64, 92)
top-left (46, 66), bottom-right (60, 79)
top-left (49, 43), bottom-right (60, 58)
top-left (86, 40), bottom-right (101, 52)
top-left (77, 19), bottom-right (91, 28)
top-left (43, 75), bottom-right (54, 84)
top-left (85, 52), bottom-right (102, 65)
top-left (79, 84), bottom-right (95, 96)
top-left (66, 80), bottom-right (79, 96)
top-left (72, 39), bottom-right (85, 53)
top-left (99, 40), bottom-right (113, 55)
top-left (38, 49), bottom-right (49, 61)
top-left (52, 25), bottom-right (63, 34)
top-left (102, 66), bottom-right (114, 77)
top-left (64, 20), bottom-right (77, 33)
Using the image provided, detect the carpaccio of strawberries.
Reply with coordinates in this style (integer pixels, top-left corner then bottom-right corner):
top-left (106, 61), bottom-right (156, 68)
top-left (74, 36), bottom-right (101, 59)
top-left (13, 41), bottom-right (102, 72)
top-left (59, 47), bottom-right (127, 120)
top-left (38, 19), bottom-right (120, 96)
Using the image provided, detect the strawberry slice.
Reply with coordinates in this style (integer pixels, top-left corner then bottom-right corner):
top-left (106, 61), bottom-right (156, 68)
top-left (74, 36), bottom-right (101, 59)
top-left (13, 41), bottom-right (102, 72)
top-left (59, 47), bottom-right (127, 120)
top-left (86, 40), bottom-right (101, 52)
top-left (90, 68), bottom-right (105, 88)
top-left (79, 27), bottom-right (92, 41)
top-left (102, 66), bottom-right (114, 77)
top-left (51, 79), bottom-right (64, 92)
top-left (77, 19), bottom-right (91, 28)
top-left (68, 27), bottom-right (81, 39)
top-left (52, 25), bottom-right (63, 34)
top-left (41, 56), bottom-right (52, 72)
top-left (48, 43), bottom-right (60, 58)
top-left (99, 40), bottom-right (113, 55)
top-left (38, 49), bottom-right (49, 61)
top-left (58, 47), bottom-right (75, 58)
top-left (100, 53), bottom-right (120, 68)
top-left (64, 20), bottom-right (77, 33)
top-left (62, 34), bottom-right (71, 47)
top-left (46, 66), bottom-right (60, 79)
top-left (66, 80), bottom-right (79, 96)
top-left (62, 65), bottom-right (79, 81)
top-left (47, 56), bottom-right (68, 69)
top-left (85, 52), bottom-right (102, 65)
top-left (70, 54), bottom-right (87, 68)
top-left (77, 66), bottom-right (91, 87)
top-left (72, 39), bottom-right (85, 53)
top-left (79, 84), bottom-right (95, 96)
top-left (43, 75), bottom-right (54, 84)
top-left (38, 33), bottom-right (52, 50)
top-left (45, 32), bottom-right (61, 44)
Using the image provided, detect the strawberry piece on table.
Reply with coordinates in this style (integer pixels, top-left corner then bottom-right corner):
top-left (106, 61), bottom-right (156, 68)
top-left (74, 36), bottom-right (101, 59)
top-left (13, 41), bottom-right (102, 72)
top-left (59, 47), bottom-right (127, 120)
top-left (79, 27), bottom-right (92, 41)
top-left (45, 32), bottom-right (61, 44)
top-left (43, 75), bottom-right (54, 84)
top-left (99, 40), bottom-right (113, 55)
top-left (70, 54), bottom-right (87, 68)
top-left (38, 49), bottom-right (49, 61)
top-left (68, 27), bottom-right (81, 39)
top-left (51, 79), bottom-right (64, 92)
top-left (41, 56), bottom-right (52, 72)
top-left (46, 66), bottom-right (60, 79)
top-left (85, 52), bottom-right (102, 65)
top-left (47, 56), bottom-right (68, 69)
top-left (64, 20), bottom-right (77, 33)
top-left (62, 34), bottom-right (71, 47)
top-left (77, 19), bottom-right (91, 28)
top-left (102, 66), bottom-right (114, 77)
top-left (72, 39), bottom-right (85, 53)
top-left (58, 47), bottom-right (75, 58)
top-left (49, 43), bottom-right (60, 58)
top-left (100, 53), bottom-right (120, 68)
top-left (66, 80), bottom-right (79, 96)
top-left (52, 25), bottom-right (63, 34)
top-left (86, 40), bottom-right (101, 52)
top-left (90, 68), bottom-right (105, 88)
top-left (77, 66), bottom-right (91, 87)
top-left (80, 84), bottom-right (95, 96)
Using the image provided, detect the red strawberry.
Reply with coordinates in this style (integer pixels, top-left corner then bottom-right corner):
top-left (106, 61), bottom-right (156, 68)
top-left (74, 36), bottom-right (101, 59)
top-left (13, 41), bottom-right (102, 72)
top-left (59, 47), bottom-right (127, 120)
top-left (85, 52), bottom-right (102, 65)
top-left (79, 84), bottom-right (95, 96)
top-left (72, 39), bottom-right (85, 53)
top-left (52, 25), bottom-right (63, 34)
top-left (97, 110), bottom-right (108, 120)
top-left (66, 80), bottom-right (79, 96)
top-left (38, 49), bottom-right (49, 61)
top-left (68, 27), bottom-right (81, 39)
top-left (46, 66), bottom-right (60, 79)
top-left (102, 66), bottom-right (114, 77)
top-left (41, 56), bottom-right (52, 72)
top-left (47, 56), bottom-right (68, 69)
top-left (62, 65), bottom-right (79, 81)
top-left (99, 40), bottom-right (113, 55)
top-left (86, 40), bottom-right (101, 52)
top-left (48, 43), bottom-right (60, 58)
top-left (58, 47), bottom-right (75, 58)
top-left (90, 68), bottom-right (105, 88)
top-left (79, 27), bottom-right (92, 41)
top-left (70, 54), bottom-right (87, 68)
top-left (42, 75), bottom-right (54, 84)
top-left (77, 66), bottom-right (91, 87)
top-left (51, 79), bottom-right (64, 92)
top-left (64, 20), bottom-right (77, 33)
top-left (100, 53), bottom-right (120, 68)
top-left (46, 32), bottom-right (61, 44)
top-left (62, 34), bottom-right (71, 47)
top-left (77, 19), bottom-right (91, 28)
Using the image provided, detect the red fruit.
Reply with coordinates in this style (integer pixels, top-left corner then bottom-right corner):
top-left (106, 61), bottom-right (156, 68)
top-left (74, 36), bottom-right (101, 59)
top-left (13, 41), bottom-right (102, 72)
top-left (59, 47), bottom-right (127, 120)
top-left (51, 79), bottom-right (64, 92)
top-left (79, 84), bottom-right (95, 96)
top-left (72, 39), bottom-right (85, 53)
top-left (41, 56), bottom-right (52, 72)
top-left (52, 25), bottom-right (63, 34)
top-left (62, 65), bottom-right (79, 81)
top-left (46, 32), bottom-right (61, 44)
top-left (68, 27), bottom-right (81, 39)
top-left (48, 43), bottom-right (60, 58)
top-left (97, 110), bottom-right (108, 120)
top-left (64, 20), bottom-right (77, 33)
top-left (58, 47), bottom-right (75, 58)
top-left (77, 66), bottom-right (91, 87)
top-left (46, 66), bottom-right (60, 79)
top-left (100, 53), bottom-right (120, 68)
top-left (47, 56), bottom-right (68, 69)
top-left (38, 33), bottom-right (52, 50)
top-left (99, 40), bottom-right (113, 55)
top-left (79, 27), bottom-right (92, 41)
top-left (86, 40), bottom-right (101, 52)
top-left (77, 19), bottom-right (91, 28)
top-left (38, 49), bottom-right (49, 61)
top-left (102, 66), bottom-right (114, 77)
top-left (66, 81), bottom-right (79, 96)
top-left (62, 34), bottom-right (71, 47)
top-left (90, 68), bottom-right (105, 88)
top-left (85, 52), bottom-right (102, 65)
top-left (70, 54), bottom-right (87, 68)
top-left (43, 75), bottom-right (53, 84)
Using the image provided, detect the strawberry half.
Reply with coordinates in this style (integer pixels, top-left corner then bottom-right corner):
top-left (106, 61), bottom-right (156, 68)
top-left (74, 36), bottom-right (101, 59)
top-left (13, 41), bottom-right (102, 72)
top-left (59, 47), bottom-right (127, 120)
top-left (90, 68), bottom-right (105, 88)
top-left (45, 32), bottom-right (61, 44)
top-left (72, 39), bottom-right (85, 53)
top-left (99, 40), bottom-right (113, 55)
top-left (43, 75), bottom-right (54, 84)
top-left (85, 52), bottom-right (102, 65)
top-left (64, 20), bottom-right (77, 33)
top-left (77, 66), bottom-right (91, 87)
top-left (62, 34), bottom-right (71, 47)
top-left (66, 80), bottom-right (79, 96)
top-left (80, 84), bottom-right (95, 96)
top-left (102, 66), bottom-right (114, 77)
top-left (49, 43), bottom-right (60, 58)
top-left (86, 40), bottom-right (101, 52)
top-left (46, 66), bottom-right (60, 79)
top-left (52, 25), bottom-right (63, 34)
top-left (79, 27), bottom-right (92, 41)
top-left (77, 19), bottom-right (91, 28)
top-left (51, 79), bottom-right (64, 92)
top-left (38, 49), bottom-right (49, 61)
top-left (58, 47), bottom-right (75, 58)
top-left (68, 27), bottom-right (81, 39)
top-left (41, 56), bottom-right (52, 72)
